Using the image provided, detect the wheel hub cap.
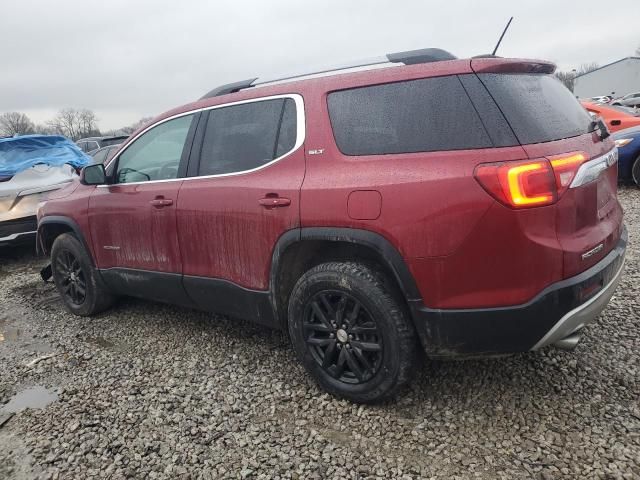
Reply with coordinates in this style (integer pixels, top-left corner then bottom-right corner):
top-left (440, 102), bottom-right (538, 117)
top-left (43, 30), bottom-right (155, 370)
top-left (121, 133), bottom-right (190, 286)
top-left (336, 328), bottom-right (348, 343)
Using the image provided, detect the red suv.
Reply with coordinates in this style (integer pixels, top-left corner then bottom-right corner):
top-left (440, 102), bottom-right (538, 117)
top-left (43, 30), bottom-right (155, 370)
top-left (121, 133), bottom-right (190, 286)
top-left (37, 48), bottom-right (627, 403)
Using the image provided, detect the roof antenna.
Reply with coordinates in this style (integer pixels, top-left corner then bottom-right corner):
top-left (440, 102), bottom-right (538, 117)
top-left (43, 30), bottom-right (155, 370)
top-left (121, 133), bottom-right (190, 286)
top-left (491, 17), bottom-right (514, 56)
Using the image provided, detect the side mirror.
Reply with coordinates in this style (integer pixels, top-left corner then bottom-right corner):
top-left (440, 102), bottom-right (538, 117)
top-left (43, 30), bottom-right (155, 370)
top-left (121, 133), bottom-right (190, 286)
top-left (80, 164), bottom-right (107, 185)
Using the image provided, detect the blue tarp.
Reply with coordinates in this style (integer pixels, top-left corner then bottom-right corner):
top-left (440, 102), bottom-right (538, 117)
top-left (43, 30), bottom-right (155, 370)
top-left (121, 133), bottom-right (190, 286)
top-left (0, 135), bottom-right (91, 177)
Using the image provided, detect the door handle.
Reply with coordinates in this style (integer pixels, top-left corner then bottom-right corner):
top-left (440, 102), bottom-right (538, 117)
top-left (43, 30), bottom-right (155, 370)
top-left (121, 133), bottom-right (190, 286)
top-left (149, 198), bottom-right (173, 207)
top-left (258, 196), bottom-right (291, 209)
top-left (610, 120), bottom-right (621, 126)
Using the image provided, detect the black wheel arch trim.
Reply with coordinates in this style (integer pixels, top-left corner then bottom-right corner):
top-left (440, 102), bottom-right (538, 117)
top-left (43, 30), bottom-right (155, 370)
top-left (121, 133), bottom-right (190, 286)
top-left (37, 216), bottom-right (95, 266)
top-left (269, 227), bottom-right (422, 322)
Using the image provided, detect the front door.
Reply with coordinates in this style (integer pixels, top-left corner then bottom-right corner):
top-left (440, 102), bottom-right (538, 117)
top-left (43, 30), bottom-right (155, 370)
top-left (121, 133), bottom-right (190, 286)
top-left (88, 113), bottom-right (197, 303)
top-left (177, 95), bottom-right (305, 318)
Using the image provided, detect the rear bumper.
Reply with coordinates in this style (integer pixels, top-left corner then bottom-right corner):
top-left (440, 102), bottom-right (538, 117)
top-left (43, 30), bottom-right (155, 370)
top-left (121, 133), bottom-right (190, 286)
top-left (0, 216), bottom-right (38, 246)
top-left (410, 226), bottom-right (627, 356)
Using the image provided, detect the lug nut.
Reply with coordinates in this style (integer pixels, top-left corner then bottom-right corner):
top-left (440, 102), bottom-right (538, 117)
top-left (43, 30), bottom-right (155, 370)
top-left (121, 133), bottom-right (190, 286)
top-left (348, 334), bottom-right (353, 340)
top-left (329, 333), bottom-right (335, 339)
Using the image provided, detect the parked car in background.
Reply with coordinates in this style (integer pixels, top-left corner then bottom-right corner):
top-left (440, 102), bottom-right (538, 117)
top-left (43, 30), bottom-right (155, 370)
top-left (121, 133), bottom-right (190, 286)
top-left (590, 95), bottom-right (612, 104)
top-left (91, 144), bottom-right (121, 164)
top-left (613, 126), bottom-right (640, 185)
top-left (581, 101), bottom-right (640, 132)
top-left (609, 104), bottom-right (640, 117)
top-left (611, 92), bottom-right (640, 108)
top-left (38, 50), bottom-right (626, 402)
top-left (1, 135), bottom-right (90, 246)
top-left (76, 135), bottom-right (128, 154)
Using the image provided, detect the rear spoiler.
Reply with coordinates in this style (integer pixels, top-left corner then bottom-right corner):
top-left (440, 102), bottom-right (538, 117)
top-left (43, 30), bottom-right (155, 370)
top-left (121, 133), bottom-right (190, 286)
top-left (470, 58), bottom-right (556, 74)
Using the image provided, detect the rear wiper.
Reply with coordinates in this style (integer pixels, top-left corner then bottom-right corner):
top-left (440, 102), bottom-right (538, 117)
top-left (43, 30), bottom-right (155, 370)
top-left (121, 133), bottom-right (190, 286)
top-left (590, 119), bottom-right (610, 141)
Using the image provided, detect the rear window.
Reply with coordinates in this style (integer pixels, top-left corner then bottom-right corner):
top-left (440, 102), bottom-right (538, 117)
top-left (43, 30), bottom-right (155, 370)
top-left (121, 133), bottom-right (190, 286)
top-left (477, 73), bottom-right (593, 144)
top-left (327, 76), bottom-right (492, 155)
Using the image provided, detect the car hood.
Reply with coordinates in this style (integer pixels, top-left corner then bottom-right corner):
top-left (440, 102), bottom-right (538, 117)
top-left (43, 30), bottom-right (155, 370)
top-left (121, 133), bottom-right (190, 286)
top-left (0, 164), bottom-right (77, 220)
top-left (612, 125), bottom-right (640, 139)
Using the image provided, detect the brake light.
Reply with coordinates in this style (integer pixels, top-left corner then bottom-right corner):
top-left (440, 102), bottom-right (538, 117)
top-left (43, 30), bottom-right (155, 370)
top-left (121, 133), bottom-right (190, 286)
top-left (474, 152), bottom-right (589, 209)
top-left (548, 152), bottom-right (587, 195)
top-left (475, 159), bottom-right (556, 208)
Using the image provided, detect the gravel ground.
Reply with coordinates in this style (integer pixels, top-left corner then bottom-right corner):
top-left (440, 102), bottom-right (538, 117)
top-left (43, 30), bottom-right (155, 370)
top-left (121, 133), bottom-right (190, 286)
top-left (0, 187), bottom-right (638, 480)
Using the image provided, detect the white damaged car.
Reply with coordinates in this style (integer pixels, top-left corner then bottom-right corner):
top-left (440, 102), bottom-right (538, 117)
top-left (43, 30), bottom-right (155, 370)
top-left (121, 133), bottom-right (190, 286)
top-left (0, 135), bottom-right (90, 246)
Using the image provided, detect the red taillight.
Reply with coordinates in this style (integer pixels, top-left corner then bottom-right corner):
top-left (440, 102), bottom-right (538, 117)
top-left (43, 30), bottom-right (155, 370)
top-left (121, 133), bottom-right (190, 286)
top-left (474, 152), bottom-right (589, 209)
top-left (548, 151), bottom-right (587, 195)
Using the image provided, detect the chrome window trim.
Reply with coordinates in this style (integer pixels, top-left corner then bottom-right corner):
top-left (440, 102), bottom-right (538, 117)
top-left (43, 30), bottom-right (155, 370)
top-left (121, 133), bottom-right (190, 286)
top-left (570, 147), bottom-right (618, 188)
top-left (254, 61), bottom-right (401, 89)
top-left (99, 93), bottom-right (305, 188)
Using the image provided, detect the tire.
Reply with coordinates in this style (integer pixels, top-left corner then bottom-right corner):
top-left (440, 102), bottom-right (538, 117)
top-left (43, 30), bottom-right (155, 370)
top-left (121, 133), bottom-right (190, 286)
top-left (288, 262), bottom-right (418, 403)
top-left (51, 233), bottom-right (115, 316)
top-left (632, 155), bottom-right (640, 187)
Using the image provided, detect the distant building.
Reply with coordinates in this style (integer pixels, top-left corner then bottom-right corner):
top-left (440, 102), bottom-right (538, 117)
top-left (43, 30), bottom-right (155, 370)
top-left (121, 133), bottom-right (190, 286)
top-left (573, 57), bottom-right (640, 98)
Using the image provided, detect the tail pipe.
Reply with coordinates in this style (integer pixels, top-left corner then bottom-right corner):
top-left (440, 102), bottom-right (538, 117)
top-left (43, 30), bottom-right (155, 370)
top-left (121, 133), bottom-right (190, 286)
top-left (553, 331), bottom-right (582, 351)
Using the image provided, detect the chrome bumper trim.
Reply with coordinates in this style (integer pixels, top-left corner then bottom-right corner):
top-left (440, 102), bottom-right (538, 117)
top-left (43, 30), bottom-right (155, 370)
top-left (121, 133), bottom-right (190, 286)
top-left (0, 230), bottom-right (37, 243)
top-left (531, 259), bottom-right (625, 350)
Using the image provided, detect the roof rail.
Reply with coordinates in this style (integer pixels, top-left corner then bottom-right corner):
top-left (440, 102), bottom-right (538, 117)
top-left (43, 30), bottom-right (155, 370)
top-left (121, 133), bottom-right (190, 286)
top-left (200, 77), bottom-right (258, 99)
top-left (199, 48), bottom-right (457, 99)
top-left (387, 48), bottom-right (456, 65)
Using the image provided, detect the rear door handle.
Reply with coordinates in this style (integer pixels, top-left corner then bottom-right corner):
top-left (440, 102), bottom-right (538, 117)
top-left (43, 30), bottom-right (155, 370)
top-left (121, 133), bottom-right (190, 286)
top-left (610, 120), bottom-right (621, 126)
top-left (149, 198), bottom-right (173, 207)
top-left (258, 196), bottom-right (291, 209)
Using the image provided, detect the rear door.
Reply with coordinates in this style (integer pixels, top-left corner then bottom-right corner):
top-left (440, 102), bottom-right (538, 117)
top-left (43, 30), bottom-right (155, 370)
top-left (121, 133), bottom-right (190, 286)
top-left (88, 113), bottom-right (198, 302)
top-left (177, 95), bottom-right (305, 311)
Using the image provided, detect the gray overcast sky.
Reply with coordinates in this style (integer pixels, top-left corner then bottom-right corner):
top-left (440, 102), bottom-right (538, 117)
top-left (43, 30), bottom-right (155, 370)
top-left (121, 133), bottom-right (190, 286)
top-left (2, 0), bottom-right (639, 130)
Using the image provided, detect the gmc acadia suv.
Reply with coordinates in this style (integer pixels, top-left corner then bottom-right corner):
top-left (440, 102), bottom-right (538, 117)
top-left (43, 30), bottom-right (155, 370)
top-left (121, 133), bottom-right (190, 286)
top-left (37, 48), bottom-right (627, 403)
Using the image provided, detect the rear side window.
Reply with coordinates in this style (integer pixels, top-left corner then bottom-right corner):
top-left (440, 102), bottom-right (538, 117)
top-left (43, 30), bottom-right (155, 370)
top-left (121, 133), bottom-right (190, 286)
top-left (477, 73), bottom-right (593, 144)
top-left (327, 76), bottom-right (492, 155)
top-left (199, 98), bottom-right (296, 176)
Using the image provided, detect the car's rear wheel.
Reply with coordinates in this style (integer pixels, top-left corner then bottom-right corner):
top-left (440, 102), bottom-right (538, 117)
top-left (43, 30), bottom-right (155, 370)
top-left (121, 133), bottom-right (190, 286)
top-left (51, 233), bottom-right (115, 316)
top-left (288, 262), bottom-right (417, 403)
top-left (632, 155), bottom-right (640, 187)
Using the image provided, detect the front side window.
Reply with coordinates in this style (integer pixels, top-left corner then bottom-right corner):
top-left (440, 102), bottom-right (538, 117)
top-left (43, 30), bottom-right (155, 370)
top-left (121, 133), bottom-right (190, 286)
top-left (327, 76), bottom-right (492, 156)
top-left (198, 98), bottom-right (296, 176)
top-left (115, 114), bottom-right (193, 184)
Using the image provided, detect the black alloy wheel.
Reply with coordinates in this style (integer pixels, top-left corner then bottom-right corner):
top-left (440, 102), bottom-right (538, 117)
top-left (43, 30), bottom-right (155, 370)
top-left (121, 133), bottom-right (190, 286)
top-left (303, 290), bottom-right (383, 384)
top-left (54, 249), bottom-right (87, 305)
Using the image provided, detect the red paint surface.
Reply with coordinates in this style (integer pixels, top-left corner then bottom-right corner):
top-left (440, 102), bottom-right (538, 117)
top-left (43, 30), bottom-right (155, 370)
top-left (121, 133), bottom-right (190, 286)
top-left (88, 182), bottom-right (183, 272)
top-left (40, 56), bottom-right (624, 311)
top-left (176, 151), bottom-right (305, 289)
top-left (347, 191), bottom-right (382, 220)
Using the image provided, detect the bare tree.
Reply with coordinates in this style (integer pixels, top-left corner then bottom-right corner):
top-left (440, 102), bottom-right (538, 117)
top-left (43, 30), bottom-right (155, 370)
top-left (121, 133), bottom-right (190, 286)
top-left (120, 116), bottom-right (154, 135)
top-left (33, 123), bottom-right (59, 135)
top-left (0, 112), bottom-right (36, 136)
top-left (555, 70), bottom-right (575, 91)
top-left (47, 108), bottom-right (100, 140)
top-left (555, 62), bottom-right (599, 93)
top-left (575, 62), bottom-right (599, 76)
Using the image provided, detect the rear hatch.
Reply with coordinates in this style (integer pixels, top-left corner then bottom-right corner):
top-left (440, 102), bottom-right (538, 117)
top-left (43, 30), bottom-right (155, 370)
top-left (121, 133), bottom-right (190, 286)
top-left (472, 59), bottom-right (623, 278)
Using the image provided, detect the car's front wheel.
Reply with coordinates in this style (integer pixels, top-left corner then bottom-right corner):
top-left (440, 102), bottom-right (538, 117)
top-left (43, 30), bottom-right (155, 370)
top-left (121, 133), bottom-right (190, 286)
top-left (288, 262), bottom-right (417, 403)
top-left (51, 233), bottom-right (115, 316)
top-left (632, 155), bottom-right (640, 187)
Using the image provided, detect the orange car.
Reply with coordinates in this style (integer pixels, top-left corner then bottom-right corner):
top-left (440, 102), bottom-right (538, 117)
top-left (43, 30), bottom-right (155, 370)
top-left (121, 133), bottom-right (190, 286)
top-left (580, 101), bottom-right (640, 133)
